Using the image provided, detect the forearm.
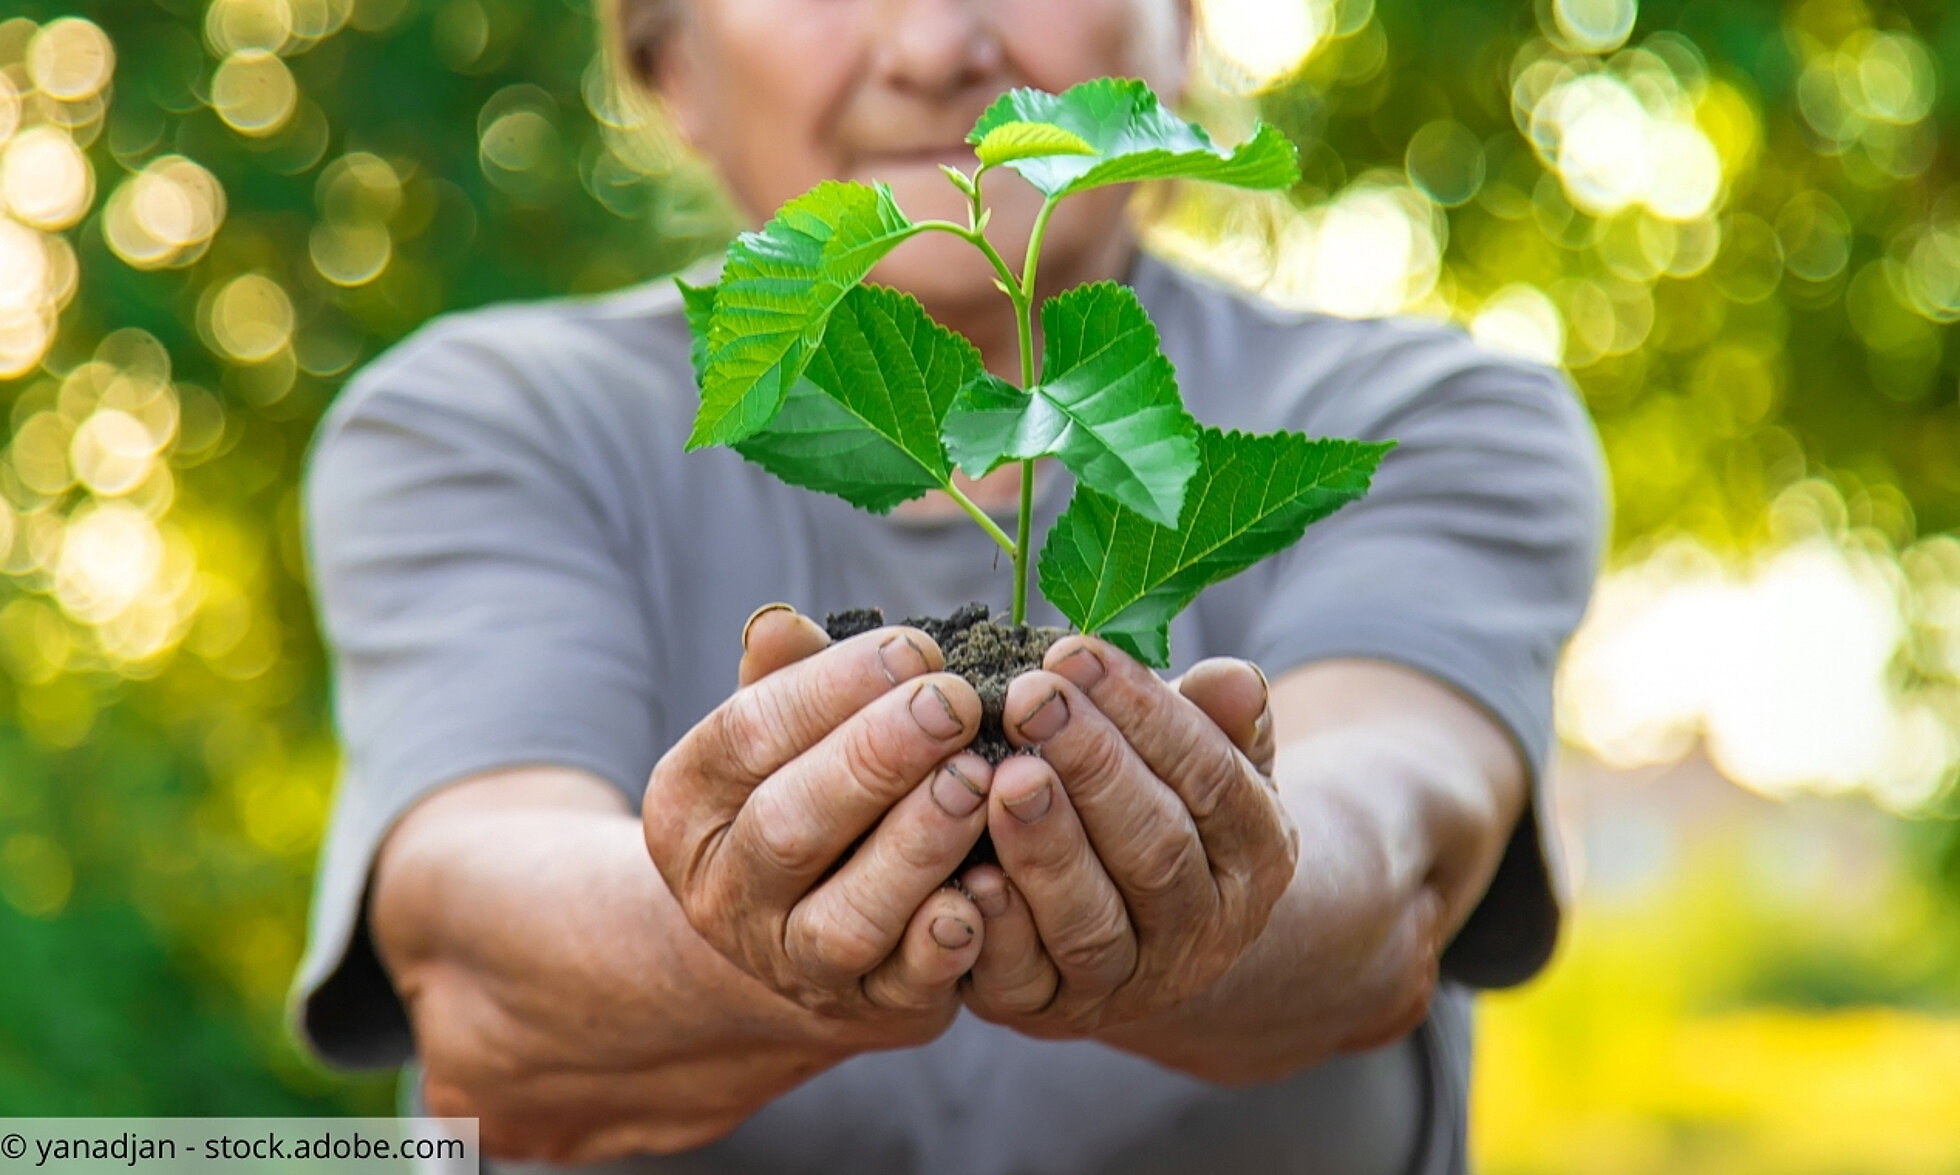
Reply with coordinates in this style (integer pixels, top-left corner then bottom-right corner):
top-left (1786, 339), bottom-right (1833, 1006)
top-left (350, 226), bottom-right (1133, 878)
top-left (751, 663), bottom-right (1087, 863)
top-left (1101, 662), bottom-right (1526, 1083)
top-left (370, 770), bottom-right (855, 1159)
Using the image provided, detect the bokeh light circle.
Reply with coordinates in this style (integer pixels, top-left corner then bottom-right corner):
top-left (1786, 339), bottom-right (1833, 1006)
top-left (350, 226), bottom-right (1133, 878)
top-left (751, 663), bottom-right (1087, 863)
top-left (1405, 120), bottom-right (1487, 207)
top-left (1472, 283), bottom-right (1567, 366)
top-left (71, 409), bottom-right (162, 497)
top-left (0, 73), bottom-right (23, 144)
top-left (1198, 0), bottom-right (1332, 85)
top-left (24, 17), bottom-right (114, 102)
top-left (0, 126), bottom-right (94, 230)
top-left (308, 220), bottom-right (391, 286)
top-left (207, 273), bottom-right (295, 362)
top-left (103, 155), bottom-right (226, 270)
top-left (0, 214), bottom-right (47, 313)
top-left (1551, 0), bottom-right (1637, 55)
top-left (204, 0), bottom-right (295, 56)
top-left (211, 49), bottom-right (297, 137)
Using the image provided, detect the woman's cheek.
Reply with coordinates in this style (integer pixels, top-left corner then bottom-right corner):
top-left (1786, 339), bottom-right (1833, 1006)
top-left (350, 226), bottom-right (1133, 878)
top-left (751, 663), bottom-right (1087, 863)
top-left (996, 0), bottom-right (1179, 93)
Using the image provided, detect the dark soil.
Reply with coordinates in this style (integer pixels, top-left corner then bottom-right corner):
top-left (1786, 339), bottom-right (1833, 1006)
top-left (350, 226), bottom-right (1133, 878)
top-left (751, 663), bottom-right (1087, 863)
top-left (824, 601), bottom-right (1066, 766)
top-left (825, 602), bottom-right (1066, 872)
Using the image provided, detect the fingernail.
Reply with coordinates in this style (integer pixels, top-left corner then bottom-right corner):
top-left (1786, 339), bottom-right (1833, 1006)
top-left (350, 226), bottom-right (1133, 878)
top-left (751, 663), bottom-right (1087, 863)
top-left (931, 915), bottom-right (975, 949)
top-left (742, 602), bottom-right (795, 650)
top-left (931, 761), bottom-right (987, 818)
top-left (1053, 644), bottom-right (1105, 691)
top-left (1248, 660), bottom-right (1271, 711)
top-left (1003, 781), bottom-right (1052, 824)
top-left (878, 634), bottom-right (931, 686)
top-left (911, 682), bottom-right (965, 739)
top-left (969, 879), bottom-right (1009, 919)
top-left (1015, 688), bottom-right (1069, 743)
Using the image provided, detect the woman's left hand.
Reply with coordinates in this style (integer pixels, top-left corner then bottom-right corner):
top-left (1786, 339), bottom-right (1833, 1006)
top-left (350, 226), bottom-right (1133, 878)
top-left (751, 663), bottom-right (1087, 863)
top-left (957, 636), bottom-right (1299, 1037)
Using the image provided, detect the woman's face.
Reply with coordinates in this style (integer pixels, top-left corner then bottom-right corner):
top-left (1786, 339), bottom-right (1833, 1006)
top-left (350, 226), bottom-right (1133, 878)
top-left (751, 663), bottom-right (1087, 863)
top-left (643, 0), bottom-right (1190, 314)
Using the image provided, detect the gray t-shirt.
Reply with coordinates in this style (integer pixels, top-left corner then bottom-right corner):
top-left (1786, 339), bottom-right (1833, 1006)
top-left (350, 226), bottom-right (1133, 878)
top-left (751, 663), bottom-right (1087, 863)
top-left (287, 248), bottom-right (1609, 1175)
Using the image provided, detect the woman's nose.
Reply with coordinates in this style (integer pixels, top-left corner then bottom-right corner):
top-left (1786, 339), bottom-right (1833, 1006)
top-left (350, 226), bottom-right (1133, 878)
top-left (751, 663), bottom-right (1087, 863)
top-left (873, 0), bottom-right (1003, 97)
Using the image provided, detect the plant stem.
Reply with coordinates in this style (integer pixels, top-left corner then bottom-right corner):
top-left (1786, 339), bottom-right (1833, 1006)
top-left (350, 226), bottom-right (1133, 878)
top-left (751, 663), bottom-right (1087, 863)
top-left (918, 193), bottom-right (1059, 625)
top-left (940, 479), bottom-right (1018, 558)
top-left (1007, 198), bottom-right (1058, 626)
top-left (1011, 457), bottom-right (1034, 624)
top-left (1021, 196), bottom-right (1060, 307)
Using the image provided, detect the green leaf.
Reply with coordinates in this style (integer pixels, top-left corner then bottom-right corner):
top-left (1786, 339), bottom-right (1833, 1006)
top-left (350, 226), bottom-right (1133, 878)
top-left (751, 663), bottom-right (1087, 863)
top-left (938, 163), bottom-right (977, 197)
top-left (688, 181), bottom-right (922, 451)
top-left (973, 120), bottom-right (1098, 167)
top-left (943, 282), bottom-right (1198, 528)
top-left (966, 78), bottom-right (1300, 199)
top-left (731, 283), bottom-right (975, 514)
top-left (677, 277), bottom-right (715, 387)
top-left (1038, 428), bottom-right (1394, 666)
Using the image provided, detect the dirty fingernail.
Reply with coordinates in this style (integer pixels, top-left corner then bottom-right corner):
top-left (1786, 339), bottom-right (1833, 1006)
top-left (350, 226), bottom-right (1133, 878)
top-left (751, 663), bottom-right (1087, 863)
top-left (878, 634), bottom-right (931, 686)
top-left (1015, 688), bottom-right (1069, 743)
top-left (931, 915), bottom-right (975, 950)
top-left (969, 879), bottom-right (1010, 919)
top-left (1053, 644), bottom-right (1105, 691)
top-left (931, 762), bottom-right (988, 818)
top-left (1247, 660), bottom-right (1271, 711)
top-left (741, 602), bottom-right (795, 650)
top-left (911, 682), bottom-right (966, 739)
top-left (1004, 781), bottom-right (1053, 825)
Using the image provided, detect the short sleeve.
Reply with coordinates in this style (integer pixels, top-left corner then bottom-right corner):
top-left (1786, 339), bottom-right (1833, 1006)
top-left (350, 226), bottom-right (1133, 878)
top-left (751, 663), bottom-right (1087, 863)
top-left (1240, 331), bottom-right (1609, 988)
top-left (285, 315), bottom-right (664, 1069)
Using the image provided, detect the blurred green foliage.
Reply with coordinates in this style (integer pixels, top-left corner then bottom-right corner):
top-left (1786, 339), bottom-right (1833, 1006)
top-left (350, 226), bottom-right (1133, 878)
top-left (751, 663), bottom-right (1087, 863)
top-left (0, 0), bottom-right (1954, 1140)
top-left (0, 0), bottom-right (728, 1115)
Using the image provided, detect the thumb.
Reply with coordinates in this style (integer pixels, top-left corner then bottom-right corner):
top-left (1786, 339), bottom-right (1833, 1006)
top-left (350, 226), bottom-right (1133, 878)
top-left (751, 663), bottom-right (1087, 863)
top-left (1176, 658), bottom-right (1273, 776)
top-left (738, 603), bottom-right (831, 688)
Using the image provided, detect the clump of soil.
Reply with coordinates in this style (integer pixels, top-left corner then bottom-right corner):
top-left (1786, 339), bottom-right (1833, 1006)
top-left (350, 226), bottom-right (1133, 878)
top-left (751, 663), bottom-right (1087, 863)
top-left (825, 602), bottom-right (1066, 765)
top-left (827, 602), bottom-right (1064, 872)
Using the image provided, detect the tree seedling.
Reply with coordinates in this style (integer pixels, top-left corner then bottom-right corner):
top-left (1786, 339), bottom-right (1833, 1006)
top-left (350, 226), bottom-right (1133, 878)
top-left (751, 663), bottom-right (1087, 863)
top-left (680, 77), bottom-right (1392, 669)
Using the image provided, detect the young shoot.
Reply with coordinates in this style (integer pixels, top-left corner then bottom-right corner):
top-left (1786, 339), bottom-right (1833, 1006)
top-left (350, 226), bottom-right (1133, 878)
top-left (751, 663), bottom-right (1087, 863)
top-left (680, 77), bottom-right (1392, 666)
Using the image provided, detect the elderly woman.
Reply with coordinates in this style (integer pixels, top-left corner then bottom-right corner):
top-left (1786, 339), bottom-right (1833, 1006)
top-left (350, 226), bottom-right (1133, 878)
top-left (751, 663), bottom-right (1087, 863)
top-left (288, 1), bottom-right (1607, 1172)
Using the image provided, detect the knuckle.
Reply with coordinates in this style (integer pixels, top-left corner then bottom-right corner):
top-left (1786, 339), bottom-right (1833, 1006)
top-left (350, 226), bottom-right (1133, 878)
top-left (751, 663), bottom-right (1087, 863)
top-left (1176, 747), bottom-right (1245, 822)
top-left (1126, 830), bottom-right (1205, 903)
top-left (1014, 816), bottom-right (1081, 879)
top-left (1244, 803), bottom-right (1300, 905)
top-left (745, 793), bottom-right (828, 877)
top-left (836, 712), bottom-right (922, 800)
top-left (1050, 905), bottom-right (1135, 988)
top-left (862, 970), bottom-right (934, 1017)
top-left (824, 910), bottom-right (894, 981)
top-left (713, 691), bottom-right (781, 783)
top-left (883, 813), bottom-right (959, 876)
top-left (862, 954), bottom-right (960, 1021)
top-left (992, 969), bottom-right (1061, 1017)
top-left (791, 900), bottom-right (888, 982)
top-left (639, 769), bottom-right (684, 860)
top-left (1263, 830), bottom-right (1300, 901)
top-left (1062, 722), bottom-right (1133, 797)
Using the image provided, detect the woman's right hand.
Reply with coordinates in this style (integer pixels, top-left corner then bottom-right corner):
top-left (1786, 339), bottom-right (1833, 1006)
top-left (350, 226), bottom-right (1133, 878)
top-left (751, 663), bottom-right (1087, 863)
top-left (370, 607), bottom-right (994, 1162)
top-left (642, 605), bottom-right (994, 1035)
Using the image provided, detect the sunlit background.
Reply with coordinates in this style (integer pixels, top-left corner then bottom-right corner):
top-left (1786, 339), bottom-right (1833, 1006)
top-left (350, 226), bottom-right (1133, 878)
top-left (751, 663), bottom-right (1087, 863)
top-left (0, 0), bottom-right (1954, 1170)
